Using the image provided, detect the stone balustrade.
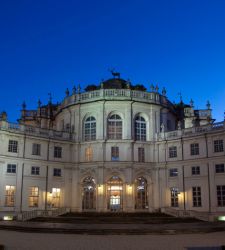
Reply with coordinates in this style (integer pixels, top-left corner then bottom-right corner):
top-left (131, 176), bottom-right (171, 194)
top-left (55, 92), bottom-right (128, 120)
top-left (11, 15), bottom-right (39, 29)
top-left (59, 89), bottom-right (170, 110)
top-left (0, 121), bottom-right (73, 141)
top-left (159, 121), bottom-right (225, 140)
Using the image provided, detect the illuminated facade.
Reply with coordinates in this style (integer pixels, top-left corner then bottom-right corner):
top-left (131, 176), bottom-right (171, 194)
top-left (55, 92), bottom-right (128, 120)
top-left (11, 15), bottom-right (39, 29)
top-left (0, 76), bottom-right (225, 220)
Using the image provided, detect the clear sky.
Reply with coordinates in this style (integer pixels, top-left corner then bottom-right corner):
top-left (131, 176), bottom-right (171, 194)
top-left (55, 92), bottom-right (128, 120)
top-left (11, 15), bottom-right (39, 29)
top-left (0, 0), bottom-right (225, 122)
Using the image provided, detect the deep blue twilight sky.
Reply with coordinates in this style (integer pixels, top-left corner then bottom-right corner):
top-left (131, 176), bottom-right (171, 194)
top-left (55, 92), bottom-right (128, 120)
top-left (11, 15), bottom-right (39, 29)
top-left (0, 0), bottom-right (225, 122)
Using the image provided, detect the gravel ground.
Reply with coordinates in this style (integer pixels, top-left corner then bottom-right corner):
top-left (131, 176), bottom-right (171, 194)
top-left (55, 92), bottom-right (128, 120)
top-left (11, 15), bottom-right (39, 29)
top-left (0, 231), bottom-right (225, 250)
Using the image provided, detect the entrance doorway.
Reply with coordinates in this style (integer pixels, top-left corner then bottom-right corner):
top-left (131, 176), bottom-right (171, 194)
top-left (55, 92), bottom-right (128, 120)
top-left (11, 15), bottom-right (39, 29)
top-left (107, 176), bottom-right (123, 211)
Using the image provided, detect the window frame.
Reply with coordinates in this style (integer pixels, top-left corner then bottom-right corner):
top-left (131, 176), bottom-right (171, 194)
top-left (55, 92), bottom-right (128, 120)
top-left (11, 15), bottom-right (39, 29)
top-left (217, 185), bottom-right (225, 207)
top-left (192, 186), bottom-right (202, 207)
top-left (6, 164), bottom-right (16, 174)
top-left (138, 147), bottom-right (145, 162)
top-left (107, 114), bottom-right (122, 140)
top-left (54, 146), bottom-right (62, 158)
top-left (191, 166), bottom-right (200, 175)
top-left (169, 146), bottom-right (177, 158)
top-left (214, 140), bottom-right (224, 153)
top-left (135, 116), bottom-right (146, 141)
top-left (31, 166), bottom-right (40, 175)
top-left (190, 143), bottom-right (199, 156)
top-left (53, 168), bottom-right (62, 177)
top-left (111, 146), bottom-right (119, 161)
top-left (215, 164), bottom-right (225, 173)
top-left (84, 116), bottom-right (96, 141)
top-left (169, 168), bottom-right (178, 177)
top-left (32, 143), bottom-right (41, 156)
top-left (8, 140), bottom-right (18, 153)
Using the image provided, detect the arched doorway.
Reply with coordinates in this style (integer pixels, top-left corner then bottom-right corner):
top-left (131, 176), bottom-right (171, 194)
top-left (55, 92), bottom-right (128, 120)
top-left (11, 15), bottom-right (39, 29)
top-left (135, 177), bottom-right (148, 210)
top-left (82, 177), bottom-right (96, 210)
top-left (107, 176), bottom-right (123, 211)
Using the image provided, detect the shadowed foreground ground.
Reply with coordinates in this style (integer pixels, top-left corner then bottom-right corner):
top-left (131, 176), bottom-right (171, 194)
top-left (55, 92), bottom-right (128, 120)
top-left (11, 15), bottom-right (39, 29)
top-left (1, 230), bottom-right (225, 250)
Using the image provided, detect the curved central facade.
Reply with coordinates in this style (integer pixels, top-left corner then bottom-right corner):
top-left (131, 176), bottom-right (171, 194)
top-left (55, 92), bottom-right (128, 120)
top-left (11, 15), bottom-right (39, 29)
top-left (0, 77), bottom-right (224, 220)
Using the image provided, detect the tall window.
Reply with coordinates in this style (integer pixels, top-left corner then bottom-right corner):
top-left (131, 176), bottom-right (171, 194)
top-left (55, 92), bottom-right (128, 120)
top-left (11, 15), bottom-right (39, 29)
top-left (214, 140), bottom-right (224, 153)
top-left (108, 114), bottom-right (122, 139)
top-left (135, 116), bottom-right (146, 141)
top-left (111, 146), bottom-right (119, 161)
top-left (54, 146), bottom-right (62, 158)
top-left (169, 146), bottom-right (177, 158)
top-left (29, 187), bottom-right (39, 207)
top-left (190, 143), bottom-right (199, 155)
top-left (84, 116), bottom-right (96, 141)
top-left (31, 166), bottom-right (40, 175)
top-left (32, 143), bottom-right (41, 156)
top-left (52, 188), bottom-right (61, 208)
top-left (8, 140), bottom-right (18, 153)
top-left (85, 147), bottom-right (93, 162)
top-left (170, 187), bottom-right (179, 207)
top-left (53, 168), bottom-right (62, 177)
top-left (5, 185), bottom-right (15, 207)
top-left (7, 164), bottom-right (16, 173)
top-left (192, 166), bottom-right (200, 175)
top-left (169, 168), bottom-right (178, 177)
top-left (82, 177), bottom-right (96, 210)
top-left (192, 186), bottom-right (202, 207)
top-left (138, 147), bottom-right (145, 162)
top-left (215, 164), bottom-right (225, 173)
top-left (135, 177), bottom-right (148, 209)
top-left (217, 185), bottom-right (225, 207)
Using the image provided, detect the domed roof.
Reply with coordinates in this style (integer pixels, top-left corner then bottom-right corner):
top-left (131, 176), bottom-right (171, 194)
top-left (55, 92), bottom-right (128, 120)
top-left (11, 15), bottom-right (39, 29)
top-left (102, 78), bottom-right (128, 89)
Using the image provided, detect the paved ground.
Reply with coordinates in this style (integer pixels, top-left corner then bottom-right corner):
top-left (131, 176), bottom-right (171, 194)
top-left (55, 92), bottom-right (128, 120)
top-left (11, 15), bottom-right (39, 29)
top-left (0, 230), bottom-right (225, 250)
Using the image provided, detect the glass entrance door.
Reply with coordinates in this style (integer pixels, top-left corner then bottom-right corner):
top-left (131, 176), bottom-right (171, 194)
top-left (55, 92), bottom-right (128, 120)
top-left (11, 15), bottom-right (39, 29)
top-left (107, 176), bottom-right (123, 211)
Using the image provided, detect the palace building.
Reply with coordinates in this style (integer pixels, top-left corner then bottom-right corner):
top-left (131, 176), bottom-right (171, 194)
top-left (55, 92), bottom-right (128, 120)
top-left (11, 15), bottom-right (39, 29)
top-left (0, 75), bottom-right (225, 221)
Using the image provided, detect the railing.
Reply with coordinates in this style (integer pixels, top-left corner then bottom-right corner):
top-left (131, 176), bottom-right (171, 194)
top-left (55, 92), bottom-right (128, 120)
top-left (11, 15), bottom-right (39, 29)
top-left (159, 122), bottom-right (225, 140)
top-left (17, 207), bottom-right (70, 221)
top-left (162, 207), bottom-right (216, 221)
top-left (0, 122), bottom-right (72, 141)
top-left (59, 89), bottom-right (167, 110)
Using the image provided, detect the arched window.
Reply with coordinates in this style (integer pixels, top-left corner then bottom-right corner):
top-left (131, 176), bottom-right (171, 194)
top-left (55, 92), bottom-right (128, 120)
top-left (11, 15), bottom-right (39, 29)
top-left (108, 114), bottom-right (122, 139)
top-left (84, 116), bottom-right (96, 141)
top-left (107, 176), bottom-right (123, 211)
top-left (135, 116), bottom-right (146, 141)
top-left (82, 177), bottom-right (96, 210)
top-left (135, 177), bottom-right (148, 210)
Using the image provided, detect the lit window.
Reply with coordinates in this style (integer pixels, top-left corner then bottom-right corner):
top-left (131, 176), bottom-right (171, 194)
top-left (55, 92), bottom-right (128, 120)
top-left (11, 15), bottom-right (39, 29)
top-left (214, 140), bottom-right (224, 153)
top-left (111, 146), bottom-right (119, 161)
top-left (192, 186), bottom-right (202, 207)
top-left (52, 188), bottom-right (61, 208)
top-left (32, 143), bottom-right (41, 156)
top-left (138, 147), bottom-right (145, 162)
top-left (54, 146), bottom-right (62, 158)
top-left (215, 164), bottom-right (225, 173)
top-left (190, 143), bottom-right (199, 155)
top-left (8, 140), bottom-right (18, 153)
top-left (169, 146), bottom-right (177, 158)
top-left (170, 187), bottom-right (179, 207)
top-left (29, 187), bottom-right (39, 207)
top-left (7, 164), bottom-right (16, 173)
top-left (135, 177), bottom-right (148, 209)
top-left (169, 168), bottom-right (178, 177)
top-left (31, 166), bottom-right (40, 175)
top-left (85, 147), bottom-right (93, 162)
top-left (217, 185), bottom-right (225, 207)
top-left (108, 114), bottom-right (122, 139)
top-left (84, 116), bottom-right (96, 141)
top-left (192, 166), bottom-right (200, 175)
top-left (53, 168), bottom-right (61, 177)
top-left (5, 185), bottom-right (15, 207)
top-left (135, 116), bottom-right (146, 141)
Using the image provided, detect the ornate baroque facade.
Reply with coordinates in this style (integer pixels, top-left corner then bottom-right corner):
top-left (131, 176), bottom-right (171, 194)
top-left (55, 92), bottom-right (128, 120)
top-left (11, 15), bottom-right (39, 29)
top-left (0, 76), bottom-right (225, 220)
